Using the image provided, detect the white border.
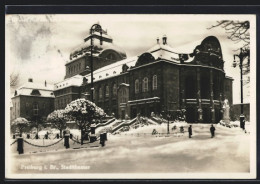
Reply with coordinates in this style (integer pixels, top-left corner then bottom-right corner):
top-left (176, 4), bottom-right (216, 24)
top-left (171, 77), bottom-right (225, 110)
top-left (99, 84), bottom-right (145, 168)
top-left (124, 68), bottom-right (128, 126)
top-left (5, 14), bottom-right (257, 179)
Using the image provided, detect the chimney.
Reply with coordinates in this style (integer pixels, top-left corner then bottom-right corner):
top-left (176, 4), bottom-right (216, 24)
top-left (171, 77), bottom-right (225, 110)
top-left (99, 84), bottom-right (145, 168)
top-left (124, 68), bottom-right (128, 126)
top-left (162, 35), bottom-right (167, 45)
top-left (157, 37), bottom-right (160, 44)
top-left (28, 78), bottom-right (33, 83)
top-left (45, 80), bottom-right (47, 87)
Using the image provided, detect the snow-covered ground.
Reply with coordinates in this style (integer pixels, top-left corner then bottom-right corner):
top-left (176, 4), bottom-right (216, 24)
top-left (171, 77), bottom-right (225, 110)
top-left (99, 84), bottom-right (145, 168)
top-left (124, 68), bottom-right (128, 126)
top-left (10, 122), bottom-right (250, 175)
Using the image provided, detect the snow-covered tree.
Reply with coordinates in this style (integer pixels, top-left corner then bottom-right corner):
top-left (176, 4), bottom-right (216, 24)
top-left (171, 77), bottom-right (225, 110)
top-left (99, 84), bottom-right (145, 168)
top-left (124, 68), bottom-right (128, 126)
top-left (65, 98), bottom-right (106, 144)
top-left (28, 115), bottom-right (46, 134)
top-left (11, 117), bottom-right (29, 135)
top-left (47, 109), bottom-right (68, 137)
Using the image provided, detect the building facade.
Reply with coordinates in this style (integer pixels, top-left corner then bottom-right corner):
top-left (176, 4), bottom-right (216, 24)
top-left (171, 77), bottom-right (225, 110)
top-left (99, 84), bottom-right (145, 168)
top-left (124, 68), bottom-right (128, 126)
top-left (10, 79), bottom-right (55, 122)
top-left (54, 25), bottom-right (233, 123)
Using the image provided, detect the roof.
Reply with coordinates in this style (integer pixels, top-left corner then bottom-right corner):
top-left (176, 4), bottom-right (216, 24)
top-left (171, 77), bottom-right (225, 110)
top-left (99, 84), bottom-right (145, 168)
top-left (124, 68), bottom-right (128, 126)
top-left (84, 56), bottom-right (138, 83)
top-left (147, 43), bottom-right (195, 63)
top-left (83, 42), bottom-right (199, 83)
top-left (68, 35), bottom-right (127, 64)
top-left (54, 75), bottom-right (84, 91)
top-left (12, 81), bottom-right (55, 98)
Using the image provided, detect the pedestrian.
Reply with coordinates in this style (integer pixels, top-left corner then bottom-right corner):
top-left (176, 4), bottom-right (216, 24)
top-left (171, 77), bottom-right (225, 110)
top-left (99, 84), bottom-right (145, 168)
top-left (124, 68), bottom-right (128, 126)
top-left (188, 125), bottom-right (192, 138)
top-left (210, 124), bottom-right (215, 138)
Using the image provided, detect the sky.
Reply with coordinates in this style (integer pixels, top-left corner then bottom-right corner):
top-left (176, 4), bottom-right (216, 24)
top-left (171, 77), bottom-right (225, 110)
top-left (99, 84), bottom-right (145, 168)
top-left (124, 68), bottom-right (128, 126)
top-left (5, 14), bottom-right (254, 104)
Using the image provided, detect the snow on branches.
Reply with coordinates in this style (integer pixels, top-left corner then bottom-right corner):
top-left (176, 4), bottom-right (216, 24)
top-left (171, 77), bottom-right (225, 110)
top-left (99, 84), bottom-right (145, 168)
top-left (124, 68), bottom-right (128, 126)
top-left (65, 98), bottom-right (106, 128)
top-left (12, 117), bottom-right (29, 134)
top-left (47, 109), bottom-right (68, 136)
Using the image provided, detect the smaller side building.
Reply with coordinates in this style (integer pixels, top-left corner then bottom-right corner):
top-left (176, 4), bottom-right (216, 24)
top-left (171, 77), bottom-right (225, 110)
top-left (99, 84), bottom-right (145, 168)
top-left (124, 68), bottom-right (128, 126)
top-left (10, 79), bottom-right (55, 122)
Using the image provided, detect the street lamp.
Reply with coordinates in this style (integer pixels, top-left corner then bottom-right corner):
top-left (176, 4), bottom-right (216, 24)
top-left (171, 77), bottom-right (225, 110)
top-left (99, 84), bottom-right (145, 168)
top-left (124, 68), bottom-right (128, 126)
top-left (233, 48), bottom-right (250, 129)
top-left (90, 24), bottom-right (103, 102)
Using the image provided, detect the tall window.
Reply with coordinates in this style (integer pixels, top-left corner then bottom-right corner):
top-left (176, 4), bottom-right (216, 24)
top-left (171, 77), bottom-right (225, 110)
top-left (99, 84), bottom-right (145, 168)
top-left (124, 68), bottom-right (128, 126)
top-left (99, 87), bottom-right (103, 99)
top-left (135, 79), bottom-right (139, 93)
top-left (121, 89), bottom-right (127, 103)
top-left (33, 103), bottom-right (39, 115)
top-left (105, 85), bottom-right (109, 97)
top-left (113, 83), bottom-right (117, 96)
top-left (143, 77), bottom-right (148, 92)
top-left (152, 75), bottom-right (157, 90)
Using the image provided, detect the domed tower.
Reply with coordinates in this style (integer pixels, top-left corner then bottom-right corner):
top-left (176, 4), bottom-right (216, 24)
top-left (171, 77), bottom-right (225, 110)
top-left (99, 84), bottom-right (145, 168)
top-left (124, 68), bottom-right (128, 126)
top-left (65, 25), bottom-right (127, 79)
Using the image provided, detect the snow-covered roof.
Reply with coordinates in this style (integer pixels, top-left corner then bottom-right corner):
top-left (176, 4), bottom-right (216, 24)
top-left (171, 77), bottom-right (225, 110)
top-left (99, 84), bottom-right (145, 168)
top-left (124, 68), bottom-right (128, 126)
top-left (147, 43), bottom-right (195, 63)
top-left (18, 81), bottom-right (54, 91)
top-left (84, 56), bottom-right (138, 83)
top-left (13, 81), bottom-right (55, 98)
top-left (54, 75), bottom-right (83, 91)
top-left (83, 41), bottom-right (200, 83)
top-left (68, 35), bottom-right (127, 64)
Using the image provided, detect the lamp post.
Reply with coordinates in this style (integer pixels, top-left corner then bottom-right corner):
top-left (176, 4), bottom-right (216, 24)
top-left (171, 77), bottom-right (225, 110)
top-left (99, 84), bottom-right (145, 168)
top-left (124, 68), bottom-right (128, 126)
top-left (90, 24), bottom-right (103, 102)
top-left (233, 48), bottom-right (250, 129)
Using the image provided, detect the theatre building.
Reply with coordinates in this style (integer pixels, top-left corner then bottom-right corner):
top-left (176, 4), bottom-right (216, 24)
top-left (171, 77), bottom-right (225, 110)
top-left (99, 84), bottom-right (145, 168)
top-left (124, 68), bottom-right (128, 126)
top-left (54, 26), bottom-right (233, 123)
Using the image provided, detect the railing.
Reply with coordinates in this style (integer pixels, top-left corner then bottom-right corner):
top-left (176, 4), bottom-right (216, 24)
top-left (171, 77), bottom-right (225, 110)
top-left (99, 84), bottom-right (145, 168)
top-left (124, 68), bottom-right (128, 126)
top-left (96, 118), bottom-right (116, 129)
top-left (111, 118), bottom-right (137, 133)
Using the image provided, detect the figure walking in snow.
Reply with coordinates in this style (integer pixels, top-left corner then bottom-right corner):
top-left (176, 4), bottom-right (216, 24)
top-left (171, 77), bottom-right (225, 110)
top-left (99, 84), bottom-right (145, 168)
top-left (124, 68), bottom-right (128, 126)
top-left (188, 125), bottom-right (192, 138)
top-left (210, 124), bottom-right (215, 138)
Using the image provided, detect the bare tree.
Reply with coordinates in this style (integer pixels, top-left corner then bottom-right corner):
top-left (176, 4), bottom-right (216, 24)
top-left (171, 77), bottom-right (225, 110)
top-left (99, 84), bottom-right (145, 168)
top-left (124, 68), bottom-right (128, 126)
top-left (10, 72), bottom-right (20, 87)
top-left (208, 20), bottom-right (250, 85)
top-left (208, 20), bottom-right (250, 49)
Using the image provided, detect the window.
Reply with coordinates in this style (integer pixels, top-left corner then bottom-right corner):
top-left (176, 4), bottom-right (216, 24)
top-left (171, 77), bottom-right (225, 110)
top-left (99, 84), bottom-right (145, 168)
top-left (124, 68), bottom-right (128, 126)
top-left (121, 89), bottom-right (127, 103)
top-left (26, 103), bottom-right (29, 107)
top-left (31, 89), bottom-right (41, 96)
top-left (33, 103), bottom-right (39, 115)
top-left (105, 85), bottom-right (109, 97)
top-left (152, 75), bottom-right (157, 90)
top-left (43, 103), bottom-right (46, 109)
top-left (79, 63), bottom-right (81, 70)
top-left (135, 79), bottom-right (139, 93)
top-left (113, 83), bottom-right (117, 96)
top-left (143, 77), bottom-right (148, 92)
top-left (99, 87), bottom-right (103, 99)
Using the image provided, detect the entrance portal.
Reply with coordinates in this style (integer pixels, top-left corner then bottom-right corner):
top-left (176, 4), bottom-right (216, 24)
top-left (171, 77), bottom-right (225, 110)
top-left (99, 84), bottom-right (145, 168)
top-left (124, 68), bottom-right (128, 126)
top-left (186, 107), bottom-right (196, 123)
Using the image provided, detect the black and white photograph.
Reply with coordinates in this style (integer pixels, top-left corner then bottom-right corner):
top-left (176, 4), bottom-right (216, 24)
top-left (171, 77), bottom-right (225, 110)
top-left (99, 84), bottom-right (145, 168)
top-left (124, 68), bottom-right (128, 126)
top-left (5, 14), bottom-right (256, 179)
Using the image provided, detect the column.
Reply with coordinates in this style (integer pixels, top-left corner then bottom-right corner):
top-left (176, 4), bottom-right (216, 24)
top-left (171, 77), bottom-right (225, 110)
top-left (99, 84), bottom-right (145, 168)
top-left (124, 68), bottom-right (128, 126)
top-left (197, 68), bottom-right (202, 122)
top-left (210, 69), bottom-right (215, 123)
top-left (179, 67), bottom-right (185, 109)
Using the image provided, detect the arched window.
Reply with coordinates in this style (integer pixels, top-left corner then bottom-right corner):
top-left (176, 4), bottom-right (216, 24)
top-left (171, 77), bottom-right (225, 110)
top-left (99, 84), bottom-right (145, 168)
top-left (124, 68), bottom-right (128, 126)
top-left (143, 77), bottom-right (148, 92)
top-left (105, 85), bottom-right (109, 97)
top-left (152, 75), bottom-right (157, 90)
top-left (99, 87), bottom-right (103, 99)
top-left (113, 83), bottom-right (117, 96)
top-left (135, 79), bottom-right (139, 93)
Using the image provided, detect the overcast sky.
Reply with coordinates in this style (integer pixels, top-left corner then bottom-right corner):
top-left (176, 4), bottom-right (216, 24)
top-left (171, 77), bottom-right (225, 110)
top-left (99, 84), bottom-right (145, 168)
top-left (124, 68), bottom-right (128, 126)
top-left (6, 14), bottom-right (253, 103)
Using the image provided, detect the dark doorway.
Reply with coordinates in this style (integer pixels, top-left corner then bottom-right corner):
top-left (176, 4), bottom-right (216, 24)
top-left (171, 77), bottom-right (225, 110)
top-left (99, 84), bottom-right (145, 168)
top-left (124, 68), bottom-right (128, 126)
top-left (131, 107), bottom-right (137, 118)
top-left (202, 108), bottom-right (210, 123)
top-left (215, 108), bottom-right (220, 123)
top-left (121, 110), bottom-right (125, 119)
top-left (186, 107), bottom-right (196, 123)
